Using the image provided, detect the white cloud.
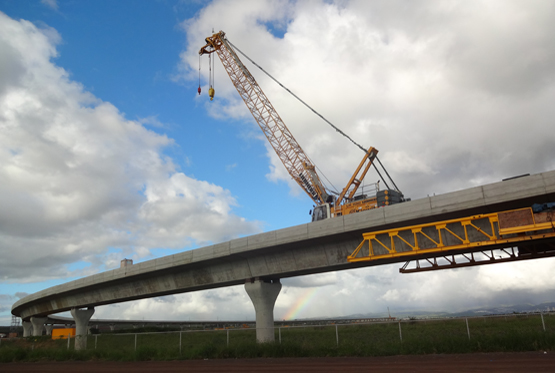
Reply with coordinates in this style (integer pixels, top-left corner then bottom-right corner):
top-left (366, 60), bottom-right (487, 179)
top-left (380, 289), bottom-right (400, 302)
top-left (137, 173), bottom-right (255, 247)
top-left (0, 12), bottom-right (260, 284)
top-left (41, 0), bottom-right (59, 11)
top-left (476, 260), bottom-right (555, 293)
top-left (137, 115), bottom-right (165, 128)
top-left (92, 286), bottom-right (255, 321)
top-left (182, 0), bottom-right (555, 200)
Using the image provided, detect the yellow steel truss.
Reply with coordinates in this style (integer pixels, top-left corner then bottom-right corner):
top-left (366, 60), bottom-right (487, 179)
top-left (348, 207), bottom-right (555, 262)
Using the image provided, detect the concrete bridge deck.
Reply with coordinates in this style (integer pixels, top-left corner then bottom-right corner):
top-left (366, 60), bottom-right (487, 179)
top-left (12, 170), bottom-right (555, 321)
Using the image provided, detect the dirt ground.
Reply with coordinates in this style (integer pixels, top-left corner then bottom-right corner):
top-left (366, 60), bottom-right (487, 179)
top-left (1, 352), bottom-right (554, 372)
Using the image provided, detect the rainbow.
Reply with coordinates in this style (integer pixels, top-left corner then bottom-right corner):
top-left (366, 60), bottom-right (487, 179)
top-left (283, 288), bottom-right (320, 320)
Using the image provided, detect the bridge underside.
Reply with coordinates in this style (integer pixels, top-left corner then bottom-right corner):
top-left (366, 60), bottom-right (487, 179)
top-left (399, 238), bottom-right (555, 273)
top-left (11, 170), bottom-right (555, 322)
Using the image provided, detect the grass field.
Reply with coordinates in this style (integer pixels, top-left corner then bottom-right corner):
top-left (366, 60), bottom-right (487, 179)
top-left (1, 314), bottom-right (554, 362)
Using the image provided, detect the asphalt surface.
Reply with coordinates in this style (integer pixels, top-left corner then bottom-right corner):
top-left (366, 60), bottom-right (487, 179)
top-left (1, 352), bottom-right (554, 372)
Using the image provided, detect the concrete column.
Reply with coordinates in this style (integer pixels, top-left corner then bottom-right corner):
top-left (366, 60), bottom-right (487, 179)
top-left (45, 324), bottom-right (54, 336)
top-left (70, 307), bottom-right (95, 350)
top-left (30, 317), bottom-right (47, 336)
top-left (245, 278), bottom-right (281, 343)
top-left (22, 321), bottom-right (33, 337)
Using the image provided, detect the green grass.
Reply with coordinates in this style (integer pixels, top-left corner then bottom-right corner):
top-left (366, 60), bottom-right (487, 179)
top-left (1, 314), bottom-right (554, 362)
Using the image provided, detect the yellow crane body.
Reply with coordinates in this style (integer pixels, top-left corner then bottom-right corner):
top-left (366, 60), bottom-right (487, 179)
top-left (199, 31), bottom-right (397, 219)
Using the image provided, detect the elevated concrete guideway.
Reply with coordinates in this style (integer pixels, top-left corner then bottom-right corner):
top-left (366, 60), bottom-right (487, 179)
top-left (12, 171), bottom-right (555, 342)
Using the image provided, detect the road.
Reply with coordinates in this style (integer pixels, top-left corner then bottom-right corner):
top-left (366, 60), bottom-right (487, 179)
top-left (1, 352), bottom-right (553, 372)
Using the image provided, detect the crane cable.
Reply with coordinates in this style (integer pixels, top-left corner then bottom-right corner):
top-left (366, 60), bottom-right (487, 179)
top-left (198, 55), bottom-right (202, 95)
top-left (226, 39), bottom-right (401, 194)
top-left (208, 52), bottom-right (216, 100)
top-left (209, 53), bottom-right (212, 88)
top-left (212, 50), bottom-right (215, 90)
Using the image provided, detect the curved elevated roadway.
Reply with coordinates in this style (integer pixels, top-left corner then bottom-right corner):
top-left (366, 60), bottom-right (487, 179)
top-left (12, 171), bottom-right (555, 324)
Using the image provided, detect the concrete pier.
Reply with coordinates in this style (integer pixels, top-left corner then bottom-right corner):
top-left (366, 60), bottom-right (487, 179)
top-left (22, 321), bottom-right (32, 337)
top-left (44, 324), bottom-right (54, 335)
top-left (245, 278), bottom-right (281, 343)
top-left (71, 307), bottom-right (95, 350)
top-left (30, 316), bottom-right (47, 336)
top-left (45, 324), bottom-right (54, 336)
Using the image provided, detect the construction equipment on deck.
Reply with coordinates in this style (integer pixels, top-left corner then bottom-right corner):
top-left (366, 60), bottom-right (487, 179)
top-left (348, 205), bottom-right (555, 272)
top-left (199, 31), bottom-right (404, 220)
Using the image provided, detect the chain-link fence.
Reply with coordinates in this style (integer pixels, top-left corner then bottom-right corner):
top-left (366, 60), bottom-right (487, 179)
top-left (2, 312), bottom-right (553, 358)
top-left (68, 313), bottom-right (555, 351)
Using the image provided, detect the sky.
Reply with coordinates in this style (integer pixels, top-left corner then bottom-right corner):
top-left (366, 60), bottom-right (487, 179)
top-left (1, 0), bottom-right (555, 325)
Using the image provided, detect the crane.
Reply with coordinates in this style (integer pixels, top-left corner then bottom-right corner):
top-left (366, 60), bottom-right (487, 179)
top-left (199, 31), bottom-right (404, 220)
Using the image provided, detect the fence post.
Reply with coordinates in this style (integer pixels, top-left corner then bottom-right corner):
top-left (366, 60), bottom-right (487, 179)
top-left (466, 318), bottom-right (470, 340)
top-left (227, 329), bottom-right (229, 347)
top-left (67, 334), bottom-right (70, 350)
top-left (134, 333), bottom-right (137, 351)
top-left (335, 324), bottom-right (339, 346)
top-left (398, 321), bottom-right (402, 342)
top-left (179, 331), bottom-right (182, 355)
top-left (541, 313), bottom-right (546, 332)
top-left (279, 327), bottom-right (281, 344)
top-left (95, 335), bottom-right (98, 350)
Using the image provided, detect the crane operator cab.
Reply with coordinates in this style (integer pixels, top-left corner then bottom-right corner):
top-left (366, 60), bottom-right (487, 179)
top-left (311, 203), bottom-right (331, 222)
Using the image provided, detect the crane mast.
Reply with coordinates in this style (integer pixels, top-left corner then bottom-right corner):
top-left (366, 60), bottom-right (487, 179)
top-left (200, 31), bottom-right (330, 206)
top-left (199, 31), bottom-right (401, 219)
